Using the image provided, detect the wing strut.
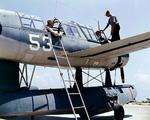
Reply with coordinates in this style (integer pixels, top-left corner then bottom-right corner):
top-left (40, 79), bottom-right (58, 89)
top-left (74, 67), bottom-right (83, 89)
top-left (120, 68), bottom-right (125, 83)
top-left (105, 69), bottom-right (112, 87)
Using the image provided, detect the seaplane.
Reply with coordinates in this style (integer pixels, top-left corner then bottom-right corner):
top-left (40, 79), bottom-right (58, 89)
top-left (0, 9), bottom-right (149, 120)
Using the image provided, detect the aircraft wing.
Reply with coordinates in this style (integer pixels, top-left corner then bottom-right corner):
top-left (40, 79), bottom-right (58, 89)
top-left (68, 32), bottom-right (150, 59)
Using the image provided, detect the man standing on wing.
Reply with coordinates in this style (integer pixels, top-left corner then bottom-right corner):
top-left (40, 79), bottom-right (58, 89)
top-left (103, 10), bottom-right (120, 42)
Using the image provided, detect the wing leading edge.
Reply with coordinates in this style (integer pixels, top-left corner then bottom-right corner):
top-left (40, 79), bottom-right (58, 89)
top-left (68, 32), bottom-right (150, 59)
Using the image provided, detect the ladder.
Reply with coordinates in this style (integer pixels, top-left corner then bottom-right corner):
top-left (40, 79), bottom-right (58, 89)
top-left (51, 40), bottom-right (90, 120)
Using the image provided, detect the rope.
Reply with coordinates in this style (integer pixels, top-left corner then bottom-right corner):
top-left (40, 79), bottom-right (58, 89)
top-left (54, 0), bottom-right (58, 17)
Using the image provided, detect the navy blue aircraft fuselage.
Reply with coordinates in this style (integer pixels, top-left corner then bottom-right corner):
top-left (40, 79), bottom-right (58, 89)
top-left (0, 9), bottom-right (139, 120)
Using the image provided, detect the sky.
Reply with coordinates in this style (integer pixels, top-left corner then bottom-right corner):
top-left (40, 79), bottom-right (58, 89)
top-left (0, 0), bottom-right (150, 101)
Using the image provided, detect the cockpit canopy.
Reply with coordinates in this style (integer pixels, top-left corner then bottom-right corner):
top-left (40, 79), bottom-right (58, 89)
top-left (61, 21), bottom-right (98, 42)
top-left (48, 20), bottom-right (98, 42)
top-left (18, 12), bottom-right (45, 30)
top-left (0, 9), bottom-right (98, 42)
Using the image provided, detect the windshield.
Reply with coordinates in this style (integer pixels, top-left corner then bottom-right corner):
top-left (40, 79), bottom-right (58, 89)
top-left (79, 25), bottom-right (98, 42)
top-left (88, 29), bottom-right (97, 41)
top-left (63, 24), bottom-right (80, 38)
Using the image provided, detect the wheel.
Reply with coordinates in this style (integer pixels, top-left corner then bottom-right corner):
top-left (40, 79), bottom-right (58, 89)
top-left (114, 105), bottom-right (125, 120)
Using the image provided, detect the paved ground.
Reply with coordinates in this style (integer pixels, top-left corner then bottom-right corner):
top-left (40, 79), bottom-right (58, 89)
top-left (0, 104), bottom-right (150, 120)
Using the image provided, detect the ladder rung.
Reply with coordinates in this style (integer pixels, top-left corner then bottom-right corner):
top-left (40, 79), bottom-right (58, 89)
top-left (53, 45), bottom-right (63, 49)
top-left (69, 93), bottom-right (80, 95)
top-left (74, 106), bottom-right (85, 109)
top-left (57, 56), bottom-right (67, 59)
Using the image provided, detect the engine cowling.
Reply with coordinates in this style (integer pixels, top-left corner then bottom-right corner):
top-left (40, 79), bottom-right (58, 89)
top-left (108, 54), bottom-right (129, 70)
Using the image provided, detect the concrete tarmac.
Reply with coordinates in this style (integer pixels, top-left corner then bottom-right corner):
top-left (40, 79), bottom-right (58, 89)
top-left (0, 104), bottom-right (150, 120)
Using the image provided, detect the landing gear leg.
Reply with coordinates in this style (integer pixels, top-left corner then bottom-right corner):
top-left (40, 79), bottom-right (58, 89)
top-left (114, 105), bottom-right (125, 120)
top-left (73, 67), bottom-right (83, 89)
top-left (105, 69), bottom-right (112, 87)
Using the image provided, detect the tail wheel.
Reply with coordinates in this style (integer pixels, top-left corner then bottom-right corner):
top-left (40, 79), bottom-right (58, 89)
top-left (114, 105), bottom-right (125, 120)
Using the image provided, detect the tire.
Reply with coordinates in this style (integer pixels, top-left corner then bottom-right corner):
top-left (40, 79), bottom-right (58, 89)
top-left (114, 105), bottom-right (125, 120)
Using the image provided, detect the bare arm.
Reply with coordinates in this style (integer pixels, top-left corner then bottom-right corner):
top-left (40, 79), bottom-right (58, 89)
top-left (103, 22), bottom-right (109, 31)
top-left (46, 26), bottom-right (63, 37)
